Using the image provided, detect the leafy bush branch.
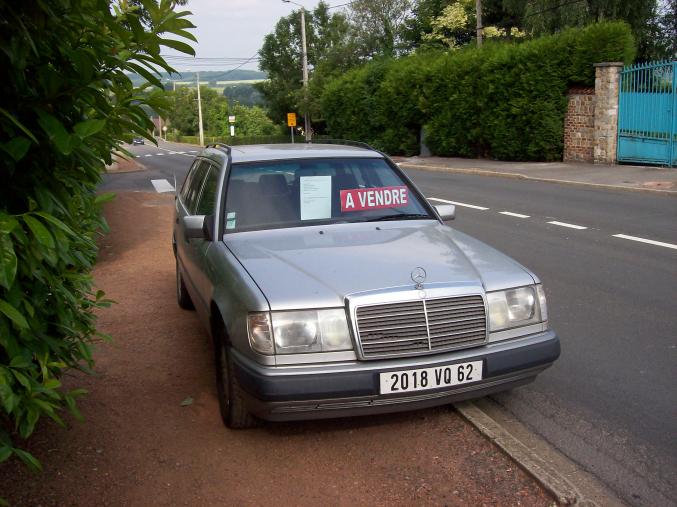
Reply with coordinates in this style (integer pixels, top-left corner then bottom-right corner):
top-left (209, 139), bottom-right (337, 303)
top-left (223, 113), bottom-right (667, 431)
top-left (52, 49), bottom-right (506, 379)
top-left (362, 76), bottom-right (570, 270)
top-left (0, 0), bottom-right (195, 477)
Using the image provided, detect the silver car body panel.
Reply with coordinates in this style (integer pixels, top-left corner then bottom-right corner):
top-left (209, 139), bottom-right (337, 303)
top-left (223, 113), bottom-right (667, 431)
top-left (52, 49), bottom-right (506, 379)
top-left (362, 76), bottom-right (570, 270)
top-left (224, 221), bottom-right (535, 311)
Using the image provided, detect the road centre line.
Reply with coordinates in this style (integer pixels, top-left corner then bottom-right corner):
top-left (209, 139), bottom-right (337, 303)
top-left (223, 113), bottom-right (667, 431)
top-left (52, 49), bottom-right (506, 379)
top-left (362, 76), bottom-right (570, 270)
top-left (499, 211), bottom-right (530, 218)
top-left (547, 221), bottom-right (588, 230)
top-left (150, 179), bottom-right (175, 193)
top-left (612, 234), bottom-right (677, 251)
top-left (156, 153), bottom-right (164, 156)
top-left (428, 197), bottom-right (489, 210)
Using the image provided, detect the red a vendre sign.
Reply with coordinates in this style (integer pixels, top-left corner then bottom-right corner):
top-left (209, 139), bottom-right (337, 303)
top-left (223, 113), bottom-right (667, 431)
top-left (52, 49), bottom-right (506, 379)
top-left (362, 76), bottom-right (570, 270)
top-left (340, 186), bottom-right (409, 212)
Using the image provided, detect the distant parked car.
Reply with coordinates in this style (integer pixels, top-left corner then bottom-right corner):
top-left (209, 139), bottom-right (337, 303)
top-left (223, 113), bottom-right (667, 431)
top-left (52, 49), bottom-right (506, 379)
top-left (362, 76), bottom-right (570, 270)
top-left (173, 142), bottom-right (560, 429)
top-left (132, 137), bottom-right (144, 145)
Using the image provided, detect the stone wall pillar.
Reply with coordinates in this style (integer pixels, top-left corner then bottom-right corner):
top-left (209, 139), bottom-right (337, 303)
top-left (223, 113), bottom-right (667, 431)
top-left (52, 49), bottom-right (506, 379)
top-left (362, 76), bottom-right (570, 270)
top-left (563, 87), bottom-right (595, 162)
top-left (592, 62), bottom-right (623, 164)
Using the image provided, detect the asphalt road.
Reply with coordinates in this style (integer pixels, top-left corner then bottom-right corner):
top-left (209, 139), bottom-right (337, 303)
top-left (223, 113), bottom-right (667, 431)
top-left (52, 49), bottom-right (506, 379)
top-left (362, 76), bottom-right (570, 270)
top-left (103, 141), bottom-right (677, 506)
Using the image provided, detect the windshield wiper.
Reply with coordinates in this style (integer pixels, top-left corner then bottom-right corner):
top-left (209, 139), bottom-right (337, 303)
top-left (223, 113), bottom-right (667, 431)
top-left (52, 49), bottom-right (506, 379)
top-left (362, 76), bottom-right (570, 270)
top-left (367, 213), bottom-right (432, 222)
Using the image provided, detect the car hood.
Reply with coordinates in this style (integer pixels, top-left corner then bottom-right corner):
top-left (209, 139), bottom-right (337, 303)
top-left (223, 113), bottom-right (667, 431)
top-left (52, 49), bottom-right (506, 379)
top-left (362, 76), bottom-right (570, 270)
top-left (225, 221), bottom-right (535, 310)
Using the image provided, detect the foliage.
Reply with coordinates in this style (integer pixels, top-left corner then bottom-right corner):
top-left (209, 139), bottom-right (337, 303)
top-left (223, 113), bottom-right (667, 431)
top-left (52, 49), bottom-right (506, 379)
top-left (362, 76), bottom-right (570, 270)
top-left (257, 1), bottom-right (357, 124)
top-left (165, 87), bottom-right (278, 137)
top-left (167, 87), bottom-right (199, 135)
top-left (348, 0), bottom-right (414, 57)
top-left (321, 22), bottom-right (635, 160)
top-left (401, 0), bottom-right (662, 60)
top-left (229, 105), bottom-right (279, 137)
top-left (222, 84), bottom-right (264, 107)
top-left (0, 0), bottom-right (194, 478)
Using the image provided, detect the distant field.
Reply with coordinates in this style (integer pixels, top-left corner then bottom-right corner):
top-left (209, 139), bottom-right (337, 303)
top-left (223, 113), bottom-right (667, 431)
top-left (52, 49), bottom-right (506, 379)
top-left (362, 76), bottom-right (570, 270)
top-left (217, 79), bottom-right (265, 85)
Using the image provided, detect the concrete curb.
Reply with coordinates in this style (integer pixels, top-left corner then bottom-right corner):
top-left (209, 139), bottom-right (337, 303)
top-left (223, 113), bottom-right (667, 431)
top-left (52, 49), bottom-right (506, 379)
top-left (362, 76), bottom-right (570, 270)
top-left (455, 399), bottom-right (628, 507)
top-left (455, 400), bottom-right (579, 505)
top-left (397, 163), bottom-right (677, 196)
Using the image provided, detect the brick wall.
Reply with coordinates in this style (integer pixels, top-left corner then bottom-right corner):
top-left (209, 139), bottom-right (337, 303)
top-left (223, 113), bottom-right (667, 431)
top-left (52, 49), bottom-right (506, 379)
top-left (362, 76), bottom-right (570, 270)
top-left (563, 87), bottom-right (595, 162)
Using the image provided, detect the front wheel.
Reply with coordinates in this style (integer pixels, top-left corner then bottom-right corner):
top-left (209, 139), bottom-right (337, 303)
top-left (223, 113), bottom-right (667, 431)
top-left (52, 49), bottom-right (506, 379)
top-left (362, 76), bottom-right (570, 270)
top-left (213, 324), bottom-right (258, 429)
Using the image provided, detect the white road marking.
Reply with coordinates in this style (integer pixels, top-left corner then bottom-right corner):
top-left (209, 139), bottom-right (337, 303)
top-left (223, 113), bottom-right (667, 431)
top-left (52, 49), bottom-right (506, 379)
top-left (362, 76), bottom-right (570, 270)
top-left (156, 153), bottom-right (164, 156)
top-left (188, 150), bottom-right (197, 153)
top-left (428, 197), bottom-right (489, 210)
top-left (500, 211), bottom-right (530, 218)
top-left (144, 154), bottom-right (153, 157)
top-left (135, 155), bottom-right (141, 158)
top-left (547, 221), bottom-right (587, 230)
top-left (612, 234), bottom-right (677, 251)
top-left (150, 179), bottom-right (175, 193)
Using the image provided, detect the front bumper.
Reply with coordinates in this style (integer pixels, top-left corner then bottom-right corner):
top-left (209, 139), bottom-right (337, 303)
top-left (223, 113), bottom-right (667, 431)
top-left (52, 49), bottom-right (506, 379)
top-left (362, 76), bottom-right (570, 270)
top-left (232, 330), bottom-right (560, 421)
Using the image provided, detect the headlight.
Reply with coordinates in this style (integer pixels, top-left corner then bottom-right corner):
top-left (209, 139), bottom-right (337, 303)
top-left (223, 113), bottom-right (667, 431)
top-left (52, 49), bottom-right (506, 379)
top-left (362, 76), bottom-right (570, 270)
top-left (248, 309), bottom-right (353, 355)
top-left (487, 285), bottom-right (546, 332)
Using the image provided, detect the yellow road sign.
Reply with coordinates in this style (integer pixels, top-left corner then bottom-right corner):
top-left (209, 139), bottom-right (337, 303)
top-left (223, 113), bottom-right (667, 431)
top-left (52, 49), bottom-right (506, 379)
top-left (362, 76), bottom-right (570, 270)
top-left (287, 112), bottom-right (297, 127)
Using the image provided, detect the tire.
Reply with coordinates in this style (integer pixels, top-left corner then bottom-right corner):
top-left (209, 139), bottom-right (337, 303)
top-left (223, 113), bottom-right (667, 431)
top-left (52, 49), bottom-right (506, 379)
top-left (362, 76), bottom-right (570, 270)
top-left (176, 258), bottom-right (194, 310)
top-left (213, 323), bottom-right (258, 429)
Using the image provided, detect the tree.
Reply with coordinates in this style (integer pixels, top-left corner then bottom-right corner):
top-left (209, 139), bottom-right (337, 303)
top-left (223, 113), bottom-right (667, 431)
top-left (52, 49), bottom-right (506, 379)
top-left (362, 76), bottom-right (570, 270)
top-left (257, 1), bottom-right (356, 123)
top-left (168, 87), bottom-right (199, 135)
top-left (0, 0), bottom-right (194, 479)
top-left (349, 0), bottom-right (414, 57)
top-left (229, 105), bottom-right (279, 137)
top-left (402, 0), bottom-right (663, 60)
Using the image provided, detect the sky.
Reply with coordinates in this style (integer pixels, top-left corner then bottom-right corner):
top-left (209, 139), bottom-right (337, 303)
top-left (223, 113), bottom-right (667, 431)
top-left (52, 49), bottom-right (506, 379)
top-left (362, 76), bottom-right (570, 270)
top-left (163, 0), bottom-right (341, 73)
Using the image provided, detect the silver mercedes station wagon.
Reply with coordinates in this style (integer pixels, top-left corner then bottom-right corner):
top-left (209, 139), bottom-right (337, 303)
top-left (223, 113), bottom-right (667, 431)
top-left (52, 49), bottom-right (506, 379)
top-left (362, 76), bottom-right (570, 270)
top-left (173, 142), bottom-right (560, 428)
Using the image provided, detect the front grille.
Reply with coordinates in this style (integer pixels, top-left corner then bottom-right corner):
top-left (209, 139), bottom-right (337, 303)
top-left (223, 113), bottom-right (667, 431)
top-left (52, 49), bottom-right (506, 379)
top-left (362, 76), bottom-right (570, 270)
top-left (355, 295), bottom-right (486, 359)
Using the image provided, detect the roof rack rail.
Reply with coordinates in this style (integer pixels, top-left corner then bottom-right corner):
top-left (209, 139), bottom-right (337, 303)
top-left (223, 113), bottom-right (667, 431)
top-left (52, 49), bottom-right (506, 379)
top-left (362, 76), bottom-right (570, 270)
top-left (205, 142), bottom-right (232, 154)
top-left (311, 139), bottom-right (376, 151)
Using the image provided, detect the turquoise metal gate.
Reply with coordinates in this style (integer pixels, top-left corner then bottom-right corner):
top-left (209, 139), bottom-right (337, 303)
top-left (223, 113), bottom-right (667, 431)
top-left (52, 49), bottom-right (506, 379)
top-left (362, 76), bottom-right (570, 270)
top-left (617, 61), bottom-right (676, 167)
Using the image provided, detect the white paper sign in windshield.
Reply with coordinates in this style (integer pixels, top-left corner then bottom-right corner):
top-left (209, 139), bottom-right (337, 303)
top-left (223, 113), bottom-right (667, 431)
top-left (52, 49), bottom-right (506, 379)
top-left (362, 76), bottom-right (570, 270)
top-left (300, 176), bottom-right (332, 220)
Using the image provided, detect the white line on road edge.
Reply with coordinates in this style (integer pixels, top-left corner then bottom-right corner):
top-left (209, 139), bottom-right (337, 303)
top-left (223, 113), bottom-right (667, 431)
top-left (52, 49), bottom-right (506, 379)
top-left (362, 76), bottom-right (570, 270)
top-left (547, 220), bottom-right (587, 230)
top-left (612, 234), bottom-right (677, 251)
top-left (150, 179), bottom-right (175, 193)
top-left (499, 211), bottom-right (530, 218)
top-left (428, 197), bottom-right (489, 210)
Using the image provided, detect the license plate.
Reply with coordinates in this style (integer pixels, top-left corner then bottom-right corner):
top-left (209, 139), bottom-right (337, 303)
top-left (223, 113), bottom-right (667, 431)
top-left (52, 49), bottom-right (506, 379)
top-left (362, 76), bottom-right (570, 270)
top-left (379, 361), bottom-right (483, 394)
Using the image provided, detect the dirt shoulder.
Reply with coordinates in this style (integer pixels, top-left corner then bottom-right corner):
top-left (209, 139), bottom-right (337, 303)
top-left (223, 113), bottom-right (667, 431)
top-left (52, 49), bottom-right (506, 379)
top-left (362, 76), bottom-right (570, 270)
top-left (0, 192), bottom-right (554, 506)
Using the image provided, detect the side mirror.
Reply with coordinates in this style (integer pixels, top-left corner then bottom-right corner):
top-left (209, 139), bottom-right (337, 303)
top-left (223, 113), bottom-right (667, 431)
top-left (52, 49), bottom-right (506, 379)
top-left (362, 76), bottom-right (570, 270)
top-left (182, 215), bottom-right (214, 241)
top-left (434, 204), bottom-right (455, 221)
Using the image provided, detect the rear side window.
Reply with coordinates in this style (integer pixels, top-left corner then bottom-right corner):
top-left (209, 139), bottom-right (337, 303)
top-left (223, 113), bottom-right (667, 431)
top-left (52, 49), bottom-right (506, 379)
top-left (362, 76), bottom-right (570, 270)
top-left (183, 161), bottom-right (209, 214)
top-left (194, 164), bottom-right (220, 215)
top-left (180, 160), bottom-right (200, 201)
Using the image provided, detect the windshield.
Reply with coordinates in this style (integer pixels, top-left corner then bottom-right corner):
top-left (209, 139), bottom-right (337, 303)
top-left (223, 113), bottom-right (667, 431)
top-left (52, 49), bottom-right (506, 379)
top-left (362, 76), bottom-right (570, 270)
top-left (223, 157), bottom-right (432, 232)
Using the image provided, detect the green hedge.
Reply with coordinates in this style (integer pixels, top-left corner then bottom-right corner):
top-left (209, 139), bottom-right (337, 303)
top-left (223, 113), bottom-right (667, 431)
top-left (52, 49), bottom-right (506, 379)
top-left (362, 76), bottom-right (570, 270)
top-left (0, 0), bottom-right (194, 481)
top-left (321, 22), bottom-right (635, 160)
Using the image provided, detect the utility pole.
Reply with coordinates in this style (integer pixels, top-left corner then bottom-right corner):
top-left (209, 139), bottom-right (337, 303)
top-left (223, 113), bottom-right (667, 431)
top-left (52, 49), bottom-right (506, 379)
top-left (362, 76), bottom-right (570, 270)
top-left (475, 0), bottom-right (483, 47)
top-left (282, 0), bottom-right (312, 142)
top-left (300, 7), bottom-right (310, 142)
top-left (196, 71), bottom-right (205, 146)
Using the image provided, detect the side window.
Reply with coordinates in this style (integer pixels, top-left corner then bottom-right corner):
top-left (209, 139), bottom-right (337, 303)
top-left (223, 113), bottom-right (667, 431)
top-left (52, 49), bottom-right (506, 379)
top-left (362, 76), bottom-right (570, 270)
top-left (184, 161), bottom-right (209, 214)
top-left (180, 160), bottom-right (200, 201)
top-left (194, 164), bottom-right (220, 215)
